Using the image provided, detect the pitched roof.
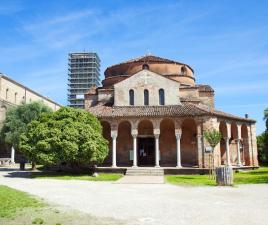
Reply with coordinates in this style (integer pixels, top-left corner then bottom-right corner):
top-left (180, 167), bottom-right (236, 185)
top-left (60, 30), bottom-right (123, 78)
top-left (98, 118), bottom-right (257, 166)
top-left (87, 103), bottom-right (255, 123)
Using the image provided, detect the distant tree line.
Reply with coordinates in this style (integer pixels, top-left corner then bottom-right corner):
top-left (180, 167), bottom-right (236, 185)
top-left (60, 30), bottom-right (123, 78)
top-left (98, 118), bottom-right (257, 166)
top-left (257, 108), bottom-right (268, 164)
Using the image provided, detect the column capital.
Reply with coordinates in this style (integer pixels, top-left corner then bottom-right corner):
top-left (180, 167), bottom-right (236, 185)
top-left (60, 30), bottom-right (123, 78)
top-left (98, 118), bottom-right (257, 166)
top-left (153, 128), bottom-right (160, 137)
top-left (154, 134), bottom-right (160, 139)
top-left (175, 133), bottom-right (182, 139)
top-left (111, 130), bottom-right (118, 139)
top-left (224, 136), bottom-right (230, 141)
top-left (131, 129), bottom-right (138, 138)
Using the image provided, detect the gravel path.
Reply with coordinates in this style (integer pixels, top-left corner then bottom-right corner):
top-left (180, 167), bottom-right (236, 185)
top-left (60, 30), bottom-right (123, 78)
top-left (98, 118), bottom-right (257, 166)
top-left (0, 168), bottom-right (268, 225)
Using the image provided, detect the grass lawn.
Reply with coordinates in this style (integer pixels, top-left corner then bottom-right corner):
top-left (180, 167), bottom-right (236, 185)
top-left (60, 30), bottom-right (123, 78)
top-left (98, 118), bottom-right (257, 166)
top-left (0, 185), bottom-right (43, 218)
top-left (30, 172), bottom-right (123, 181)
top-left (0, 185), bottom-right (125, 225)
top-left (165, 167), bottom-right (268, 186)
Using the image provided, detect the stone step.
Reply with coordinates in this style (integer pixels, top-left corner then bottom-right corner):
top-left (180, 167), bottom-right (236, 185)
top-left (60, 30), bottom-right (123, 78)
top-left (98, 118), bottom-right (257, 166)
top-left (126, 168), bottom-right (164, 176)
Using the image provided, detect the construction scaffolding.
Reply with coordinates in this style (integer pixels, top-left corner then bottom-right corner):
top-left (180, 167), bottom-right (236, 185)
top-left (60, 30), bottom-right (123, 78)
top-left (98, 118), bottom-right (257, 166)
top-left (67, 52), bottom-right (100, 108)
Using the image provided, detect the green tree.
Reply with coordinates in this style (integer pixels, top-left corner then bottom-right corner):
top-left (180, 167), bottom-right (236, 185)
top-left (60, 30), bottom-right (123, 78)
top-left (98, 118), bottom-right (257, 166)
top-left (19, 107), bottom-right (108, 169)
top-left (257, 132), bottom-right (268, 163)
top-left (204, 129), bottom-right (222, 149)
top-left (264, 108), bottom-right (268, 129)
top-left (204, 129), bottom-right (222, 178)
top-left (258, 107), bottom-right (268, 164)
top-left (1, 101), bottom-right (52, 168)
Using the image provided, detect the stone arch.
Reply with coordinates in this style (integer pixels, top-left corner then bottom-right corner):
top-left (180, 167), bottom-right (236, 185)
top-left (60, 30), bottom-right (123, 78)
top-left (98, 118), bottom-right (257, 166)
top-left (241, 124), bottom-right (250, 166)
top-left (142, 63), bottom-right (149, 70)
top-left (100, 120), bottom-right (112, 166)
top-left (230, 122), bottom-right (239, 165)
top-left (137, 119), bottom-right (155, 166)
top-left (138, 119), bottom-right (154, 136)
top-left (160, 118), bottom-right (176, 166)
top-left (181, 118), bottom-right (198, 167)
top-left (219, 121), bottom-right (228, 165)
top-left (117, 120), bottom-right (132, 166)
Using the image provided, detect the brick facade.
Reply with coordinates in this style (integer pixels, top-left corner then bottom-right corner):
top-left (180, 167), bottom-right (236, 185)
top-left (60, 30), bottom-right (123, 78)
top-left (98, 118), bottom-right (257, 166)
top-left (85, 55), bottom-right (258, 168)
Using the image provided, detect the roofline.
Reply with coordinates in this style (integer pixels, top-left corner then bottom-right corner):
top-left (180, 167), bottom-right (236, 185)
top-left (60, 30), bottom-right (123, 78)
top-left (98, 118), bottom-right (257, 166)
top-left (104, 55), bottom-right (195, 74)
top-left (0, 74), bottom-right (61, 107)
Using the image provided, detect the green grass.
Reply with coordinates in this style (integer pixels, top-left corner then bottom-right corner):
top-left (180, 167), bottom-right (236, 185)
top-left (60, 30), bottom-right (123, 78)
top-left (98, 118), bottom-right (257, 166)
top-left (0, 186), bottom-right (125, 225)
top-left (166, 167), bottom-right (268, 186)
top-left (234, 167), bottom-right (268, 184)
top-left (165, 174), bottom-right (215, 186)
top-left (0, 185), bottom-right (43, 218)
top-left (30, 172), bottom-right (123, 181)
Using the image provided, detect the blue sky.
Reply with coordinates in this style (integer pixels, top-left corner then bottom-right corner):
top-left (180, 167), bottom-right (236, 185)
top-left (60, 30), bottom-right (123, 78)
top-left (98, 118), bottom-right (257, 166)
top-left (0, 0), bottom-right (267, 134)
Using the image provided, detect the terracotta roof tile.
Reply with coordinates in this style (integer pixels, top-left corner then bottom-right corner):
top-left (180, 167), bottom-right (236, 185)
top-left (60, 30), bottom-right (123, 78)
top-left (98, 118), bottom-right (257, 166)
top-left (87, 103), bottom-right (255, 122)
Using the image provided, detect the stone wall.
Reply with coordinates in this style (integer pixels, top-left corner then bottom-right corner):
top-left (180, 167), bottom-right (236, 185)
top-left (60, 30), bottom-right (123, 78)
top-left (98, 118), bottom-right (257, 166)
top-left (0, 76), bottom-right (60, 111)
top-left (114, 70), bottom-right (181, 106)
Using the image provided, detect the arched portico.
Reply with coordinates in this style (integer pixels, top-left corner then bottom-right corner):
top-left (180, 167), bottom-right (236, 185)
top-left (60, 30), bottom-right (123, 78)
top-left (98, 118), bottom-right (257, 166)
top-left (98, 116), bottom-right (255, 169)
top-left (241, 124), bottom-right (250, 166)
top-left (160, 118), bottom-right (176, 167)
top-left (117, 120), bottom-right (132, 166)
top-left (137, 119), bottom-right (155, 166)
top-left (101, 121), bottom-right (112, 166)
top-left (230, 122), bottom-right (240, 165)
top-left (219, 121), bottom-right (228, 165)
top-left (181, 118), bottom-right (198, 167)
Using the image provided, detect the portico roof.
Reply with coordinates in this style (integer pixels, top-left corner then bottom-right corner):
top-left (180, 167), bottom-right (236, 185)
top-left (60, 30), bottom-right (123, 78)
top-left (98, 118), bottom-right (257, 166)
top-left (87, 103), bottom-right (255, 123)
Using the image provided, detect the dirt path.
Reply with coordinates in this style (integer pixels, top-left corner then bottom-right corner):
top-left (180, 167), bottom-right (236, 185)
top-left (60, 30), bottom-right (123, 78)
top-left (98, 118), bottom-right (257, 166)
top-left (1, 168), bottom-right (268, 225)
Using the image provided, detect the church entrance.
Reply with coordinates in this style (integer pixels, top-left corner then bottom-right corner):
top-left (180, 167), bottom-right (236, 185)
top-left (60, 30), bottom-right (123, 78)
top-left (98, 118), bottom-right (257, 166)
top-left (138, 137), bottom-right (155, 166)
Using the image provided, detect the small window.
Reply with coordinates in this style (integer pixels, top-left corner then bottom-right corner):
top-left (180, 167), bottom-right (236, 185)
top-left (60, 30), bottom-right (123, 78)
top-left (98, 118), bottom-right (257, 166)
top-left (144, 89), bottom-right (149, 105)
top-left (5, 88), bottom-right (9, 100)
top-left (159, 89), bottom-right (165, 105)
top-left (181, 66), bottom-right (186, 75)
top-left (142, 64), bottom-right (149, 70)
top-left (15, 92), bottom-right (17, 103)
top-left (129, 89), bottom-right (134, 106)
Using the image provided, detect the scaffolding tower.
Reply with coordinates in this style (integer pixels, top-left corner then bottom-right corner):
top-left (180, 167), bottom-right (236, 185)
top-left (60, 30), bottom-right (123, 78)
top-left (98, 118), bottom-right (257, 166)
top-left (67, 52), bottom-right (100, 108)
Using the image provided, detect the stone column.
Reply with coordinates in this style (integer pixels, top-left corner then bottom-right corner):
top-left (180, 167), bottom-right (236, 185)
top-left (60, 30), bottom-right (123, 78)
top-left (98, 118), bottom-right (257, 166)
top-left (111, 131), bottom-right (117, 168)
top-left (236, 124), bottom-right (242, 167)
top-left (11, 146), bottom-right (15, 164)
top-left (196, 123), bottom-right (203, 168)
top-left (236, 139), bottom-right (242, 166)
top-left (155, 134), bottom-right (160, 167)
top-left (225, 137), bottom-right (231, 166)
top-left (175, 133), bottom-right (182, 168)
top-left (131, 130), bottom-right (138, 167)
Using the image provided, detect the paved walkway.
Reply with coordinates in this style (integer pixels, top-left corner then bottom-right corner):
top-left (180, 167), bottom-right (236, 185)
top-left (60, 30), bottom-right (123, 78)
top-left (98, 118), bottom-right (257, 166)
top-left (0, 168), bottom-right (268, 225)
top-left (115, 175), bottom-right (164, 184)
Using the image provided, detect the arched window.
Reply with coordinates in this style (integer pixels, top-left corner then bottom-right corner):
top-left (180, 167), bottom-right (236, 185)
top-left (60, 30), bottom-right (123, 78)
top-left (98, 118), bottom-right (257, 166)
top-left (159, 89), bottom-right (165, 105)
top-left (5, 88), bottom-right (9, 100)
top-left (14, 92), bottom-right (17, 104)
top-left (129, 89), bottom-right (134, 106)
top-left (142, 64), bottom-right (149, 70)
top-left (144, 89), bottom-right (149, 105)
top-left (181, 66), bottom-right (186, 75)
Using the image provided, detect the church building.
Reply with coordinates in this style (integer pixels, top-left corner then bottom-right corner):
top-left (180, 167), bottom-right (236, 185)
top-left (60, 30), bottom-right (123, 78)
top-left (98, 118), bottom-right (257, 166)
top-left (85, 55), bottom-right (258, 169)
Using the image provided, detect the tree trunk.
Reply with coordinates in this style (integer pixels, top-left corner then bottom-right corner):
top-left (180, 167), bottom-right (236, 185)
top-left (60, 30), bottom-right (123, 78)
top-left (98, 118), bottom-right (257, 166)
top-left (215, 166), bottom-right (233, 186)
top-left (31, 162), bottom-right (36, 170)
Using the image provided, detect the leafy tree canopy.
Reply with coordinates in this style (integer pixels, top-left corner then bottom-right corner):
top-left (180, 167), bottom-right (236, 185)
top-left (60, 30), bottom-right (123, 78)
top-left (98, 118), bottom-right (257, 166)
top-left (258, 107), bottom-right (268, 164)
top-left (204, 129), bottom-right (222, 149)
top-left (264, 108), bottom-right (268, 129)
top-left (1, 101), bottom-right (52, 150)
top-left (19, 107), bottom-right (109, 167)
